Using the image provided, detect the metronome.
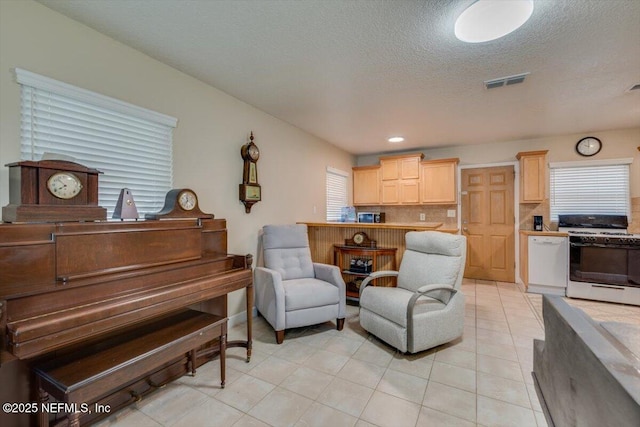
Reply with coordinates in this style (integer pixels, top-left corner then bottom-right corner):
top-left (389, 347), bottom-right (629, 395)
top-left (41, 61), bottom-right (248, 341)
top-left (112, 188), bottom-right (139, 220)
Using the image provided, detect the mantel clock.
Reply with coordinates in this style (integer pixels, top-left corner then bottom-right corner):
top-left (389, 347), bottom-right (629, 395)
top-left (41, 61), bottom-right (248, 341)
top-left (145, 188), bottom-right (213, 220)
top-left (2, 159), bottom-right (106, 223)
top-left (239, 132), bottom-right (261, 213)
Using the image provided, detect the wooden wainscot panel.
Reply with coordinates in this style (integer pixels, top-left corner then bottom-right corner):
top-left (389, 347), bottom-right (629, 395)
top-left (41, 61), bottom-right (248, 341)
top-left (201, 219), bottom-right (228, 257)
top-left (0, 223), bottom-right (56, 298)
top-left (55, 225), bottom-right (202, 281)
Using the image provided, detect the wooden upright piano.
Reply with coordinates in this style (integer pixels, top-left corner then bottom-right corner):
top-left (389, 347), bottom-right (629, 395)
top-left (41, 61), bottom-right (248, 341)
top-left (0, 218), bottom-right (253, 427)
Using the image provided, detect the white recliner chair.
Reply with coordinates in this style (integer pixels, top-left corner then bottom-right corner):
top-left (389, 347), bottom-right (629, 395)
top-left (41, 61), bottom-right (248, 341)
top-left (359, 231), bottom-right (467, 353)
top-left (254, 224), bottom-right (346, 344)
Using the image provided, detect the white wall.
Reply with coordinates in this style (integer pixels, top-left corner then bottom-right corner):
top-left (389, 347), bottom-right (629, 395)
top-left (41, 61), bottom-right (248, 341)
top-left (0, 0), bottom-right (354, 316)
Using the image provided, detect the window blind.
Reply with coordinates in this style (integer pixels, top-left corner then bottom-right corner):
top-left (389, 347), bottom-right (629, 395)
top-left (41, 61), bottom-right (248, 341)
top-left (17, 69), bottom-right (177, 218)
top-left (326, 167), bottom-right (348, 221)
top-left (550, 161), bottom-right (630, 221)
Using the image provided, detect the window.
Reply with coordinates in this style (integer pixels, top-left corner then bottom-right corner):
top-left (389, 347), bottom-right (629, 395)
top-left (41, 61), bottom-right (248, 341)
top-left (17, 68), bottom-right (177, 218)
top-left (549, 159), bottom-right (632, 221)
top-left (326, 167), bottom-right (348, 221)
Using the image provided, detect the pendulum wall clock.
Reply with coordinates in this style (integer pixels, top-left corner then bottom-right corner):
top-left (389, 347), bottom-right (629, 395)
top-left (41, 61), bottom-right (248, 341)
top-left (239, 132), bottom-right (261, 213)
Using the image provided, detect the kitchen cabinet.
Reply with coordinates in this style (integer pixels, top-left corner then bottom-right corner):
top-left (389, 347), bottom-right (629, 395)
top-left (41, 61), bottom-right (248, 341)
top-left (380, 153), bottom-right (423, 205)
top-left (353, 166), bottom-right (380, 205)
top-left (517, 150), bottom-right (547, 203)
top-left (420, 158), bottom-right (459, 204)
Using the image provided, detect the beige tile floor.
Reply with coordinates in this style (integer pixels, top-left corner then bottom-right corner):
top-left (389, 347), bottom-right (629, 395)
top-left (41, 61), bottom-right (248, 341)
top-left (95, 279), bottom-right (640, 427)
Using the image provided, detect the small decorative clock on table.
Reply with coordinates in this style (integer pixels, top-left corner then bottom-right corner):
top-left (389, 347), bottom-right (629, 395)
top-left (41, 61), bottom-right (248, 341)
top-left (333, 232), bottom-right (397, 301)
top-left (145, 188), bottom-right (213, 220)
top-left (2, 160), bottom-right (107, 223)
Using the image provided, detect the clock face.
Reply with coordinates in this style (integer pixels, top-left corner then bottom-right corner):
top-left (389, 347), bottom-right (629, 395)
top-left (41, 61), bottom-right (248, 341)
top-left (178, 190), bottom-right (197, 211)
top-left (576, 137), bottom-right (602, 157)
top-left (47, 172), bottom-right (83, 199)
top-left (248, 144), bottom-right (260, 161)
top-left (353, 232), bottom-right (365, 245)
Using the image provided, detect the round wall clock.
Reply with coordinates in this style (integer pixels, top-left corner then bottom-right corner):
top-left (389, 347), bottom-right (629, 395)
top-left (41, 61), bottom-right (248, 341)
top-left (576, 137), bottom-right (602, 157)
top-left (47, 171), bottom-right (84, 199)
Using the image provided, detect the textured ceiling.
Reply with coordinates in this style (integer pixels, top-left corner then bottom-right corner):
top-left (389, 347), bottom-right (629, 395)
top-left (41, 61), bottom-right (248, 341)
top-left (37, 0), bottom-right (640, 155)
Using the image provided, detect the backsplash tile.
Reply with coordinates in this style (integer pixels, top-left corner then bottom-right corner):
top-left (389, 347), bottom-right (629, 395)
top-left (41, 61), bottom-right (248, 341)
top-left (356, 205), bottom-right (457, 227)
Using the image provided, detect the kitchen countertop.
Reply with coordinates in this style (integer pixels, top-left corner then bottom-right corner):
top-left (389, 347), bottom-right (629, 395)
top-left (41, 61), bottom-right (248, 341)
top-left (302, 221), bottom-right (454, 231)
top-left (520, 230), bottom-right (569, 237)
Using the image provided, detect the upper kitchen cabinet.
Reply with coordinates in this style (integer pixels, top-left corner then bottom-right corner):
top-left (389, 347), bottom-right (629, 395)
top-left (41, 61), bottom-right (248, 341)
top-left (353, 166), bottom-right (380, 205)
top-left (380, 153), bottom-right (423, 205)
top-left (517, 150), bottom-right (548, 203)
top-left (420, 158), bottom-right (459, 204)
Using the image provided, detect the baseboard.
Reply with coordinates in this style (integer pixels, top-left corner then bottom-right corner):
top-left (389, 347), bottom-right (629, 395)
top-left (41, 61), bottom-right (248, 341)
top-left (228, 306), bottom-right (258, 328)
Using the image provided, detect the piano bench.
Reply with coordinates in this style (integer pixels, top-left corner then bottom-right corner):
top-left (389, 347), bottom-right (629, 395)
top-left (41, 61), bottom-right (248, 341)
top-left (33, 309), bottom-right (227, 427)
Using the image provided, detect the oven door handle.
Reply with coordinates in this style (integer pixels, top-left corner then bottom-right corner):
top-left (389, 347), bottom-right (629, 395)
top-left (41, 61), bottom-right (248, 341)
top-left (570, 242), bottom-right (638, 250)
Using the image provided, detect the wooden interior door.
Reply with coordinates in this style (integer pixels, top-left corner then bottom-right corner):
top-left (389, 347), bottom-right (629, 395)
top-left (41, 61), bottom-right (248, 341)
top-left (461, 166), bottom-right (515, 282)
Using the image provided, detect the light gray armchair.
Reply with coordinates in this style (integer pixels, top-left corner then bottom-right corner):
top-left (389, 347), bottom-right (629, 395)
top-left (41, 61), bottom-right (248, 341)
top-left (359, 231), bottom-right (467, 353)
top-left (254, 224), bottom-right (346, 344)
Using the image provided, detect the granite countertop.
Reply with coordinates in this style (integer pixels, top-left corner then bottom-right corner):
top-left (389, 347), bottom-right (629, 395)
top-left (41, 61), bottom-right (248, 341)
top-left (519, 230), bottom-right (569, 237)
top-left (302, 221), bottom-right (447, 231)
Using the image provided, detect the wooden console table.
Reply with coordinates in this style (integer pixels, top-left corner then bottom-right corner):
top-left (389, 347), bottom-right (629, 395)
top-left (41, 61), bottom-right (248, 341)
top-left (333, 245), bottom-right (397, 301)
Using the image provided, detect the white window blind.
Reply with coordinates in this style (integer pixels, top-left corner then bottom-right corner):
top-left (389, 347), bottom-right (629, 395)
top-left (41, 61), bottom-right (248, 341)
top-left (326, 167), bottom-right (348, 221)
top-left (17, 68), bottom-right (176, 218)
top-left (550, 160), bottom-right (631, 221)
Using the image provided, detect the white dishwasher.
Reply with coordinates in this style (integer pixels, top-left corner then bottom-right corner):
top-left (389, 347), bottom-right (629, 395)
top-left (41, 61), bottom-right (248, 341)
top-left (527, 235), bottom-right (568, 296)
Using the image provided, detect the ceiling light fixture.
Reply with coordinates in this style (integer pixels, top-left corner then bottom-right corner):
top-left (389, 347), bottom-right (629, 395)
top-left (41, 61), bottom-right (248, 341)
top-left (388, 137), bottom-right (404, 143)
top-left (455, 0), bottom-right (534, 43)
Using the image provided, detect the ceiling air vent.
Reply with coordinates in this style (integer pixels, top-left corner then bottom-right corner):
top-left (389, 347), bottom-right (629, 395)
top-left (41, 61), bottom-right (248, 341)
top-left (628, 83), bottom-right (640, 92)
top-left (484, 72), bottom-right (530, 90)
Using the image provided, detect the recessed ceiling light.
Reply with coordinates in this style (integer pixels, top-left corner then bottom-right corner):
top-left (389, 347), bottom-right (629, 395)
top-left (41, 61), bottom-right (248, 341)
top-left (388, 137), bottom-right (404, 143)
top-left (455, 0), bottom-right (534, 43)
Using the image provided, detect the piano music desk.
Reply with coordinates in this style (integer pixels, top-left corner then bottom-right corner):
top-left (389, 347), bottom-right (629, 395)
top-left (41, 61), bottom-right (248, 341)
top-left (33, 310), bottom-right (227, 427)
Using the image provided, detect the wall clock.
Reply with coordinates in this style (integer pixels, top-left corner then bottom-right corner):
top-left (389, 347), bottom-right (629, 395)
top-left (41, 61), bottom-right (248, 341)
top-left (1, 159), bottom-right (106, 222)
top-left (239, 132), bottom-right (261, 213)
top-left (144, 188), bottom-right (213, 220)
top-left (575, 137), bottom-right (602, 157)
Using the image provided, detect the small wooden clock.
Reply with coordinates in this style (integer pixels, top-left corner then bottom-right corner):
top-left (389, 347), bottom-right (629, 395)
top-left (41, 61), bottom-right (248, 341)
top-left (239, 132), bottom-right (261, 213)
top-left (2, 159), bottom-right (107, 223)
top-left (345, 232), bottom-right (377, 248)
top-left (145, 188), bottom-right (213, 220)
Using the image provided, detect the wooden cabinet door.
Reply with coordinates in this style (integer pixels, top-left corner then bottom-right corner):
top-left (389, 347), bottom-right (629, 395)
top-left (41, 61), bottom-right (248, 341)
top-left (400, 180), bottom-right (420, 204)
top-left (517, 151), bottom-right (547, 203)
top-left (381, 181), bottom-right (400, 204)
top-left (421, 159), bottom-right (458, 204)
top-left (400, 157), bottom-right (420, 179)
top-left (381, 159), bottom-right (399, 181)
top-left (353, 166), bottom-right (380, 205)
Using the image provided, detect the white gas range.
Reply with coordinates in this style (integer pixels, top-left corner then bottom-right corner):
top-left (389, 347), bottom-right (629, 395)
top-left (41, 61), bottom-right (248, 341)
top-left (559, 215), bottom-right (640, 306)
